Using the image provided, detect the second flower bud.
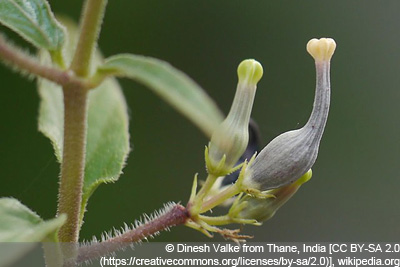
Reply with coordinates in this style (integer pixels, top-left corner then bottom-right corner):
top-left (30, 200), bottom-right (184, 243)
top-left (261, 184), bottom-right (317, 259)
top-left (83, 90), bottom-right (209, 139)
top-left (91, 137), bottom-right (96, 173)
top-left (207, 59), bottom-right (263, 175)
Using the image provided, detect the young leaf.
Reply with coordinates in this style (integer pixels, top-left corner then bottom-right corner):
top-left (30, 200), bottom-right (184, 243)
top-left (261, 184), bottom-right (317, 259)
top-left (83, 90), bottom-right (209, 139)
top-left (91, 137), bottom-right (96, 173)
top-left (98, 54), bottom-right (224, 137)
top-left (38, 19), bottom-right (130, 223)
top-left (0, 197), bottom-right (66, 242)
top-left (38, 60), bottom-right (130, 223)
top-left (0, 0), bottom-right (65, 51)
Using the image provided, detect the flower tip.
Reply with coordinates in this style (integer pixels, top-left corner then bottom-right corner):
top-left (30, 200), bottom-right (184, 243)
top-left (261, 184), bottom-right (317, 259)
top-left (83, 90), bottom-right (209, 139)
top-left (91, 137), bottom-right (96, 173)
top-left (237, 59), bottom-right (263, 85)
top-left (295, 169), bottom-right (312, 186)
top-left (306, 38), bottom-right (336, 62)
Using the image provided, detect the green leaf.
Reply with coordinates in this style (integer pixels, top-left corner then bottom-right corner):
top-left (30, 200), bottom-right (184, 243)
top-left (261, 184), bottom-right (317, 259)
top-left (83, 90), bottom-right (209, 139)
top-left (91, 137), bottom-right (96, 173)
top-left (37, 72), bottom-right (63, 162)
top-left (0, 198), bottom-right (65, 266)
top-left (38, 19), bottom-right (130, 222)
top-left (38, 62), bottom-right (130, 223)
top-left (82, 78), bottom-right (130, 220)
top-left (0, 0), bottom-right (65, 51)
top-left (0, 197), bottom-right (66, 242)
top-left (99, 54), bottom-right (224, 137)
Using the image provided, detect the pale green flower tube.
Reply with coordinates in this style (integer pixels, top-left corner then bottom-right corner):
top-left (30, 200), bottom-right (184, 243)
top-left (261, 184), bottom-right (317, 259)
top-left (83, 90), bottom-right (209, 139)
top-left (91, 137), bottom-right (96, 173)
top-left (207, 59), bottom-right (263, 175)
top-left (242, 38), bottom-right (336, 191)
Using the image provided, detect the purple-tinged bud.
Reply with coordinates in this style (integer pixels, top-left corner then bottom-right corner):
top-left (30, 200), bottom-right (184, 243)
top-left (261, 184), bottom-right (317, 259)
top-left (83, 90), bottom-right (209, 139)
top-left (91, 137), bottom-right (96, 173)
top-left (242, 38), bottom-right (336, 191)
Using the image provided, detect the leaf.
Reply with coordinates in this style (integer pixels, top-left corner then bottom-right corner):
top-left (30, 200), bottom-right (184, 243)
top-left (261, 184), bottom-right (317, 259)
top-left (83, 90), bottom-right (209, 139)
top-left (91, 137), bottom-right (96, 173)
top-left (0, 197), bottom-right (66, 242)
top-left (38, 19), bottom-right (130, 222)
top-left (99, 54), bottom-right (224, 137)
top-left (38, 61), bottom-right (130, 223)
top-left (0, 198), bottom-right (65, 266)
top-left (82, 78), bottom-right (130, 219)
top-left (0, 0), bottom-right (65, 51)
top-left (37, 72), bottom-right (63, 162)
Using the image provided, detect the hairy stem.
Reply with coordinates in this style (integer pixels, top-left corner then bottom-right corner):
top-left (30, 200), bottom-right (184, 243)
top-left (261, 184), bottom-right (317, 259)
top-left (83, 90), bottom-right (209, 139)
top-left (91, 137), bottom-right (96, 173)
top-left (70, 0), bottom-right (108, 77)
top-left (57, 0), bottom-right (108, 245)
top-left (0, 35), bottom-right (84, 87)
top-left (75, 204), bottom-right (189, 264)
top-left (57, 86), bottom-right (89, 243)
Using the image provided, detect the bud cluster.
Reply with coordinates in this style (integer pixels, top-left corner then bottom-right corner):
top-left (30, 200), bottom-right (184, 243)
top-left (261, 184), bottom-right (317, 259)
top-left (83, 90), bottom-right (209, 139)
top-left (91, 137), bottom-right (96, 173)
top-left (187, 38), bottom-right (336, 239)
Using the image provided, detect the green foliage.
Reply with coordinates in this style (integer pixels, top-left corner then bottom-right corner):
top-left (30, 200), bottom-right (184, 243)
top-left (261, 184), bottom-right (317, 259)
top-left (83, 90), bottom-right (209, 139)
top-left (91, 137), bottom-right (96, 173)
top-left (0, 0), bottom-right (65, 51)
top-left (37, 69), bottom-right (63, 162)
top-left (99, 54), bottom-right (224, 137)
top-left (81, 78), bottom-right (130, 222)
top-left (38, 19), bottom-right (130, 223)
top-left (38, 75), bottom-right (130, 225)
top-left (0, 197), bottom-right (65, 242)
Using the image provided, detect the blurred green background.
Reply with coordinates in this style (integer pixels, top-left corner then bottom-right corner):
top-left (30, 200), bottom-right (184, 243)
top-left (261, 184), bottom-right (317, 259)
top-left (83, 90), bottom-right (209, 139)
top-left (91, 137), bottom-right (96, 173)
top-left (1, 0), bottom-right (399, 242)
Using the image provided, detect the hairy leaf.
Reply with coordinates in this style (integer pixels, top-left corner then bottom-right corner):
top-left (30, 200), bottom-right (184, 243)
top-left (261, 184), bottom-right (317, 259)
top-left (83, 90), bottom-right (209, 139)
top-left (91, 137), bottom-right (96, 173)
top-left (81, 78), bottom-right (130, 221)
top-left (0, 0), bottom-right (65, 51)
top-left (0, 197), bottom-right (66, 242)
top-left (99, 54), bottom-right (224, 137)
top-left (38, 19), bottom-right (130, 222)
top-left (37, 58), bottom-right (130, 222)
top-left (0, 198), bottom-right (65, 266)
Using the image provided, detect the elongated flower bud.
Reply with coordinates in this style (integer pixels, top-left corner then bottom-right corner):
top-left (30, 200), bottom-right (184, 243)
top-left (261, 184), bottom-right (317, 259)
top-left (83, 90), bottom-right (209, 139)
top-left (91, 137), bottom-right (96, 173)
top-left (207, 60), bottom-right (263, 175)
top-left (220, 119), bottom-right (260, 186)
top-left (242, 38), bottom-right (336, 191)
top-left (236, 170), bottom-right (312, 222)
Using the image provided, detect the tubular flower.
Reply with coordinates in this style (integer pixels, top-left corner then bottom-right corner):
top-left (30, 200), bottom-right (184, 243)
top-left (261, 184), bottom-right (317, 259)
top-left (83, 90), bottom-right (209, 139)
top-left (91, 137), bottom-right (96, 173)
top-left (205, 120), bottom-right (261, 207)
top-left (242, 38), bottom-right (336, 191)
top-left (207, 59), bottom-right (263, 175)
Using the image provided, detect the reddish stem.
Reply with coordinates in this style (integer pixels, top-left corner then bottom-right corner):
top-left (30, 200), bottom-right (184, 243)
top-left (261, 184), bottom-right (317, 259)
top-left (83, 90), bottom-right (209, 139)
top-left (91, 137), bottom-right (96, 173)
top-left (76, 204), bottom-right (189, 264)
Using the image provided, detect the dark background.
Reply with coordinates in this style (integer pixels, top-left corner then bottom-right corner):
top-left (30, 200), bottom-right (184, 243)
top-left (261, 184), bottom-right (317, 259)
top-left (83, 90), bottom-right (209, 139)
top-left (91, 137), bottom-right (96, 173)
top-left (1, 1), bottom-right (399, 242)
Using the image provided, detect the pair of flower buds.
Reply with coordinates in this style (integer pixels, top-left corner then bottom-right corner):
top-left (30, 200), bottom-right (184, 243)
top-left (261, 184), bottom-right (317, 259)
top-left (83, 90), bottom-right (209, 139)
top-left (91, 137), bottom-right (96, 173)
top-left (207, 38), bottom-right (336, 221)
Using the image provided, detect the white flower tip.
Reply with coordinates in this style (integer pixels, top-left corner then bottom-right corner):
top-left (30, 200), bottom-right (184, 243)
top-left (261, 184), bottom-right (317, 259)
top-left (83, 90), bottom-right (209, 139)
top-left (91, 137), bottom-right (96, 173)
top-left (307, 38), bottom-right (336, 62)
top-left (237, 59), bottom-right (263, 85)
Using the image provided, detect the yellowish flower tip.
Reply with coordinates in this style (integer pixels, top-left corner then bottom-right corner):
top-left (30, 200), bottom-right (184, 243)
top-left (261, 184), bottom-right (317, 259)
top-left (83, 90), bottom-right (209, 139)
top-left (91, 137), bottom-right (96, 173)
top-left (237, 59), bottom-right (263, 85)
top-left (306, 38), bottom-right (336, 62)
top-left (295, 169), bottom-right (313, 186)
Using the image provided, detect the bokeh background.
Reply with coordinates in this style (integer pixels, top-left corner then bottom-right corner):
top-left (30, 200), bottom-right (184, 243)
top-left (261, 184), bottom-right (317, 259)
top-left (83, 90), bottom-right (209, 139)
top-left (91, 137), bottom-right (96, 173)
top-left (1, 1), bottom-right (399, 242)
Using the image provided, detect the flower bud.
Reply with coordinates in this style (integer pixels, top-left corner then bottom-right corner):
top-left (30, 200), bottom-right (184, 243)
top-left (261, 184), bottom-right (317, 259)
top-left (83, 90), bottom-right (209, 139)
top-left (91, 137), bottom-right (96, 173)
top-left (220, 119), bottom-right (260, 186)
top-left (207, 60), bottom-right (263, 175)
top-left (236, 170), bottom-right (312, 222)
top-left (242, 38), bottom-right (336, 191)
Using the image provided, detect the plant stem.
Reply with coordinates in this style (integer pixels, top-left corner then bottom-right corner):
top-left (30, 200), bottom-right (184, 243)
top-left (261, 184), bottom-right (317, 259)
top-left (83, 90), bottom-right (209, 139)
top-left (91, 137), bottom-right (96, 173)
top-left (0, 35), bottom-right (84, 87)
top-left (57, 86), bottom-right (89, 243)
top-left (199, 214), bottom-right (233, 226)
top-left (75, 204), bottom-right (189, 264)
top-left (200, 184), bottom-right (241, 213)
top-left (189, 174), bottom-right (217, 215)
top-left (70, 0), bottom-right (108, 77)
top-left (57, 0), bottom-right (108, 244)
